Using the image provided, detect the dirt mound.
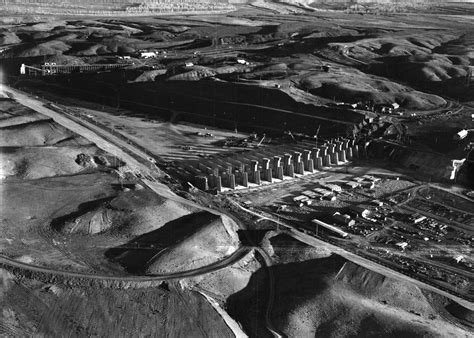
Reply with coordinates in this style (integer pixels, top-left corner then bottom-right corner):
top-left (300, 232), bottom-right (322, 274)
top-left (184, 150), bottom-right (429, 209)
top-left (167, 66), bottom-right (217, 81)
top-left (227, 253), bottom-right (471, 337)
top-left (145, 212), bottom-right (239, 274)
top-left (74, 44), bottom-right (109, 56)
top-left (0, 119), bottom-right (88, 146)
top-left (141, 30), bottom-right (175, 42)
top-left (55, 189), bottom-right (196, 236)
top-left (167, 64), bottom-right (249, 81)
top-left (132, 69), bottom-right (167, 82)
top-left (17, 40), bottom-right (70, 57)
top-left (0, 32), bottom-right (21, 45)
top-left (18, 20), bottom-right (67, 32)
top-left (54, 198), bottom-right (130, 235)
top-left (106, 211), bottom-right (239, 274)
top-left (0, 145), bottom-right (110, 180)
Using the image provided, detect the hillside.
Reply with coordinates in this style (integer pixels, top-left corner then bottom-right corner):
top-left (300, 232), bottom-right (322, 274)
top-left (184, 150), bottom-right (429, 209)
top-left (227, 234), bottom-right (473, 337)
top-left (0, 268), bottom-right (234, 337)
top-left (54, 189), bottom-right (197, 236)
top-left (106, 211), bottom-right (240, 274)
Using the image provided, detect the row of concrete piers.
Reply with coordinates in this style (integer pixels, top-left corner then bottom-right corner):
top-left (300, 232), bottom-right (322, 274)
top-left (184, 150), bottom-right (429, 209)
top-left (189, 138), bottom-right (365, 192)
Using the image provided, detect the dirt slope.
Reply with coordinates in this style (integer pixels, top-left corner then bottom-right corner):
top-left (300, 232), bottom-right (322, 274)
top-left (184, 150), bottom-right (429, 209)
top-left (0, 270), bottom-right (233, 337)
top-left (227, 235), bottom-right (472, 337)
top-left (0, 145), bottom-right (104, 180)
top-left (0, 112), bottom-right (89, 146)
top-left (54, 189), bottom-right (197, 235)
top-left (106, 211), bottom-right (240, 274)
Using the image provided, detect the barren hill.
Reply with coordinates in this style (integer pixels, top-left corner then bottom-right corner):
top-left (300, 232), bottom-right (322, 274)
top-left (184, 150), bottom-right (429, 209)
top-left (53, 189), bottom-right (197, 235)
top-left (225, 234), bottom-right (472, 337)
top-left (106, 211), bottom-right (240, 274)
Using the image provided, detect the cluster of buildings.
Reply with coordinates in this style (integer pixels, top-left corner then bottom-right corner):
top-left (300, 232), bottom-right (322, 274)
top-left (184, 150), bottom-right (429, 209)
top-left (306, 200), bottom-right (385, 239)
top-left (138, 50), bottom-right (168, 59)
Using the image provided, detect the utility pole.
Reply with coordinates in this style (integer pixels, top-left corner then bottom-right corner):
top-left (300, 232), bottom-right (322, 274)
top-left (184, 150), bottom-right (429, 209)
top-left (315, 124), bottom-right (320, 146)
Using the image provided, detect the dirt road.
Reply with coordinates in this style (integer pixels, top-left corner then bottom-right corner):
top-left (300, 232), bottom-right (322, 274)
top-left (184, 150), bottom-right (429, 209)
top-left (0, 246), bottom-right (251, 284)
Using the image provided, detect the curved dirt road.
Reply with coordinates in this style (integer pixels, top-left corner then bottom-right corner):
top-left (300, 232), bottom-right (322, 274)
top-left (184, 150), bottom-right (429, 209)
top-left (0, 246), bottom-right (251, 284)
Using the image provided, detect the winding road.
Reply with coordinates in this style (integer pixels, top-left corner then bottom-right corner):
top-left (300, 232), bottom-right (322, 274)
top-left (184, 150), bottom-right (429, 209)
top-left (0, 247), bottom-right (251, 284)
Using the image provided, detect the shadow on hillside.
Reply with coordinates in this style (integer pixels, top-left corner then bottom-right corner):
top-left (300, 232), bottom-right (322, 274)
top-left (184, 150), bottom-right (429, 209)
top-left (226, 254), bottom-right (345, 337)
top-left (50, 196), bottom-right (117, 232)
top-left (105, 210), bottom-right (219, 274)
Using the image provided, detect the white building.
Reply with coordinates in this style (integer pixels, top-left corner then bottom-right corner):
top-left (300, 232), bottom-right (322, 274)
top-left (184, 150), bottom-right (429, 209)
top-left (237, 59), bottom-right (249, 65)
top-left (140, 52), bottom-right (157, 58)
